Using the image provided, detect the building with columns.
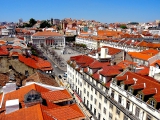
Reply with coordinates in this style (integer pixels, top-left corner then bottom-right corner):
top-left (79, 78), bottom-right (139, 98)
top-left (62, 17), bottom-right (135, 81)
top-left (31, 31), bottom-right (65, 47)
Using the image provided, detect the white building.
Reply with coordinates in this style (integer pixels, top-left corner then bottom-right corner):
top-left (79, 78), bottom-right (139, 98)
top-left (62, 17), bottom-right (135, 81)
top-left (1, 25), bottom-right (15, 36)
top-left (32, 31), bottom-right (65, 47)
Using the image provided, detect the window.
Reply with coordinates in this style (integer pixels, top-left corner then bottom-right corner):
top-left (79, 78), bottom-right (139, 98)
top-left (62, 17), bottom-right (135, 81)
top-left (111, 90), bottom-right (114, 98)
top-left (87, 91), bottom-right (89, 97)
top-left (87, 100), bottom-right (89, 107)
top-left (84, 88), bottom-right (86, 94)
top-left (88, 83), bottom-right (90, 88)
top-left (90, 104), bottom-right (92, 111)
top-left (118, 95), bottom-right (122, 104)
top-left (123, 115), bottom-right (128, 120)
top-left (116, 108), bottom-right (120, 115)
top-left (84, 81), bottom-right (86, 85)
top-left (94, 98), bottom-right (97, 104)
top-left (110, 103), bottom-right (113, 109)
top-left (139, 94), bottom-right (143, 100)
top-left (150, 100), bottom-right (155, 107)
top-left (126, 101), bottom-right (130, 110)
top-left (95, 90), bottom-right (97, 95)
top-left (146, 114), bottom-right (152, 120)
top-left (104, 98), bottom-right (107, 103)
top-left (99, 103), bottom-right (101, 109)
top-left (94, 108), bottom-right (96, 115)
top-left (99, 94), bottom-right (102, 99)
top-left (98, 113), bottom-right (101, 120)
top-left (129, 88), bottom-right (132, 93)
top-left (135, 107), bottom-right (140, 118)
top-left (109, 112), bottom-right (112, 120)
top-left (103, 107), bottom-right (106, 114)
top-left (91, 87), bottom-right (93, 91)
top-left (91, 95), bottom-right (93, 100)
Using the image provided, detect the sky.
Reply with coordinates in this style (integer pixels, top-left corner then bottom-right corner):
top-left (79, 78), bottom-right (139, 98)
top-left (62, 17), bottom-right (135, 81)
top-left (1, 0), bottom-right (160, 23)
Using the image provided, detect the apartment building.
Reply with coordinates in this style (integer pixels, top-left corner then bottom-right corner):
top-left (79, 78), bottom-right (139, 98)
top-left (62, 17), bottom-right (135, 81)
top-left (67, 54), bottom-right (134, 120)
top-left (109, 71), bottom-right (160, 120)
top-left (67, 50), bottom-right (160, 120)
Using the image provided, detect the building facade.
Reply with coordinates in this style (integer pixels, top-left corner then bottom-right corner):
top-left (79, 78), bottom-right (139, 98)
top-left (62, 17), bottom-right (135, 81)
top-left (32, 31), bottom-right (65, 47)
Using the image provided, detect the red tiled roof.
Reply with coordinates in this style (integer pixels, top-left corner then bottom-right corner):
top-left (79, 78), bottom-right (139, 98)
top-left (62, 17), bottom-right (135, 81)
top-left (89, 60), bottom-right (110, 69)
top-left (0, 104), bottom-right (43, 120)
top-left (128, 52), bottom-right (153, 61)
top-left (92, 72), bottom-right (99, 80)
top-left (22, 72), bottom-right (59, 86)
top-left (0, 74), bottom-right (9, 86)
top-left (19, 55), bottom-right (53, 71)
top-left (0, 46), bottom-right (9, 56)
top-left (142, 88), bottom-right (157, 95)
top-left (132, 83), bottom-right (145, 90)
top-left (117, 60), bottom-right (137, 69)
top-left (0, 83), bottom-right (86, 120)
top-left (151, 59), bottom-right (160, 66)
top-left (71, 55), bottom-right (94, 68)
top-left (141, 49), bottom-right (159, 56)
top-left (41, 90), bottom-right (72, 103)
top-left (100, 46), bottom-right (122, 55)
top-left (136, 67), bottom-right (149, 75)
top-left (106, 81), bottom-right (111, 88)
top-left (117, 71), bottom-right (160, 103)
top-left (124, 79), bottom-right (135, 85)
top-left (116, 75), bottom-right (127, 81)
top-left (43, 104), bottom-right (85, 120)
top-left (32, 31), bottom-right (62, 37)
top-left (99, 65), bottom-right (122, 76)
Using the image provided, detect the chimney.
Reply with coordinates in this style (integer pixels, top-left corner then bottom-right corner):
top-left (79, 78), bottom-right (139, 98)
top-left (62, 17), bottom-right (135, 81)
top-left (101, 48), bottom-right (108, 58)
top-left (3, 83), bottom-right (16, 94)
top-left (5, 99), bottom-right (19, 114)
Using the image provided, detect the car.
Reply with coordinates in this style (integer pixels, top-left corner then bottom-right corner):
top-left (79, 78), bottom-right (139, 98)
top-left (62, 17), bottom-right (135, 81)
top-left (58, 75), bottom-right (62, 79)
top-left (63, 72), bottom-right (67, 77)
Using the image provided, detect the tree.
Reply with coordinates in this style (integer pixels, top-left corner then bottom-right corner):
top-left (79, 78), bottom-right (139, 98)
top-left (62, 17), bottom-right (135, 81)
top-left (120, 25), bottom-right (127, 29)
top-left (40, 20), bottom-right (51, 28)
top-left (29, 18), bottom-right (37, 27)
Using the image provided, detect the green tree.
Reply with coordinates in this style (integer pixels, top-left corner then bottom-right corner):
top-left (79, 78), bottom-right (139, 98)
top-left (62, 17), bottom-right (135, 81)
top-left (29, 18), bottom-right (37, 27)
top-left (120, 25), bottom-right (127, 29)
top-left (40, 20), bottom-right (51, 28)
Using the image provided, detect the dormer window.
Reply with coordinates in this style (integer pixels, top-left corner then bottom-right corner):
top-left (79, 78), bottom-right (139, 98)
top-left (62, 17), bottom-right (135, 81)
top-left (128, 88), bottom-right (132, 93)
top-left (150, 100), bottom-right (155, 107)
top-left (120, 83), bottom-right (124, 89)
top-left (139, 94), bottom-right (143, 100)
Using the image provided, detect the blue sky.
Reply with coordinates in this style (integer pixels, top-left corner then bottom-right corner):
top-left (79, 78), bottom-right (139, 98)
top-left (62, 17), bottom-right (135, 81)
top-left (1, 0), bottom-right (160, 23)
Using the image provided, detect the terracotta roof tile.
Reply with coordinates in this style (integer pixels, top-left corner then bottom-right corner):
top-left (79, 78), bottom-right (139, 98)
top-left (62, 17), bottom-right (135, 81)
top-left (32, 31), bottom-right (62, 37)
top-left (0, 46), bottom-right (9, 56)
top-left (117, 71), bottom-right (160, 103)
top-left (41, 90), bottom-right (72, 103)
top-left (99, 65), bottom-right (122, 76)
top-left (19, 55), bottom-right (53, 71)
top-left (128, 52), bottom-right (153, 61)
top-left (0, 104), bottom-right (43, 120)
top-left (142, 88), bottom-right (157, 95)
top-left (0, 74), bottom-right (9, 86)
top-left (117, 60), bottom-right (137, 69)
top-left (89, 61), bottom-right (110, 69)
top-left (43, 104), bottom-right (85, 120)
top-left (22, 72), bottom-right (59, 87)
top-left (136, 67), bottom-right (149, 75)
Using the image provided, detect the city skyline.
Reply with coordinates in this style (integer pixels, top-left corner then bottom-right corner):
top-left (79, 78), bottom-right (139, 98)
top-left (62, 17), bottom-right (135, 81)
top-left (1, 0), bottom-right (160, 23)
